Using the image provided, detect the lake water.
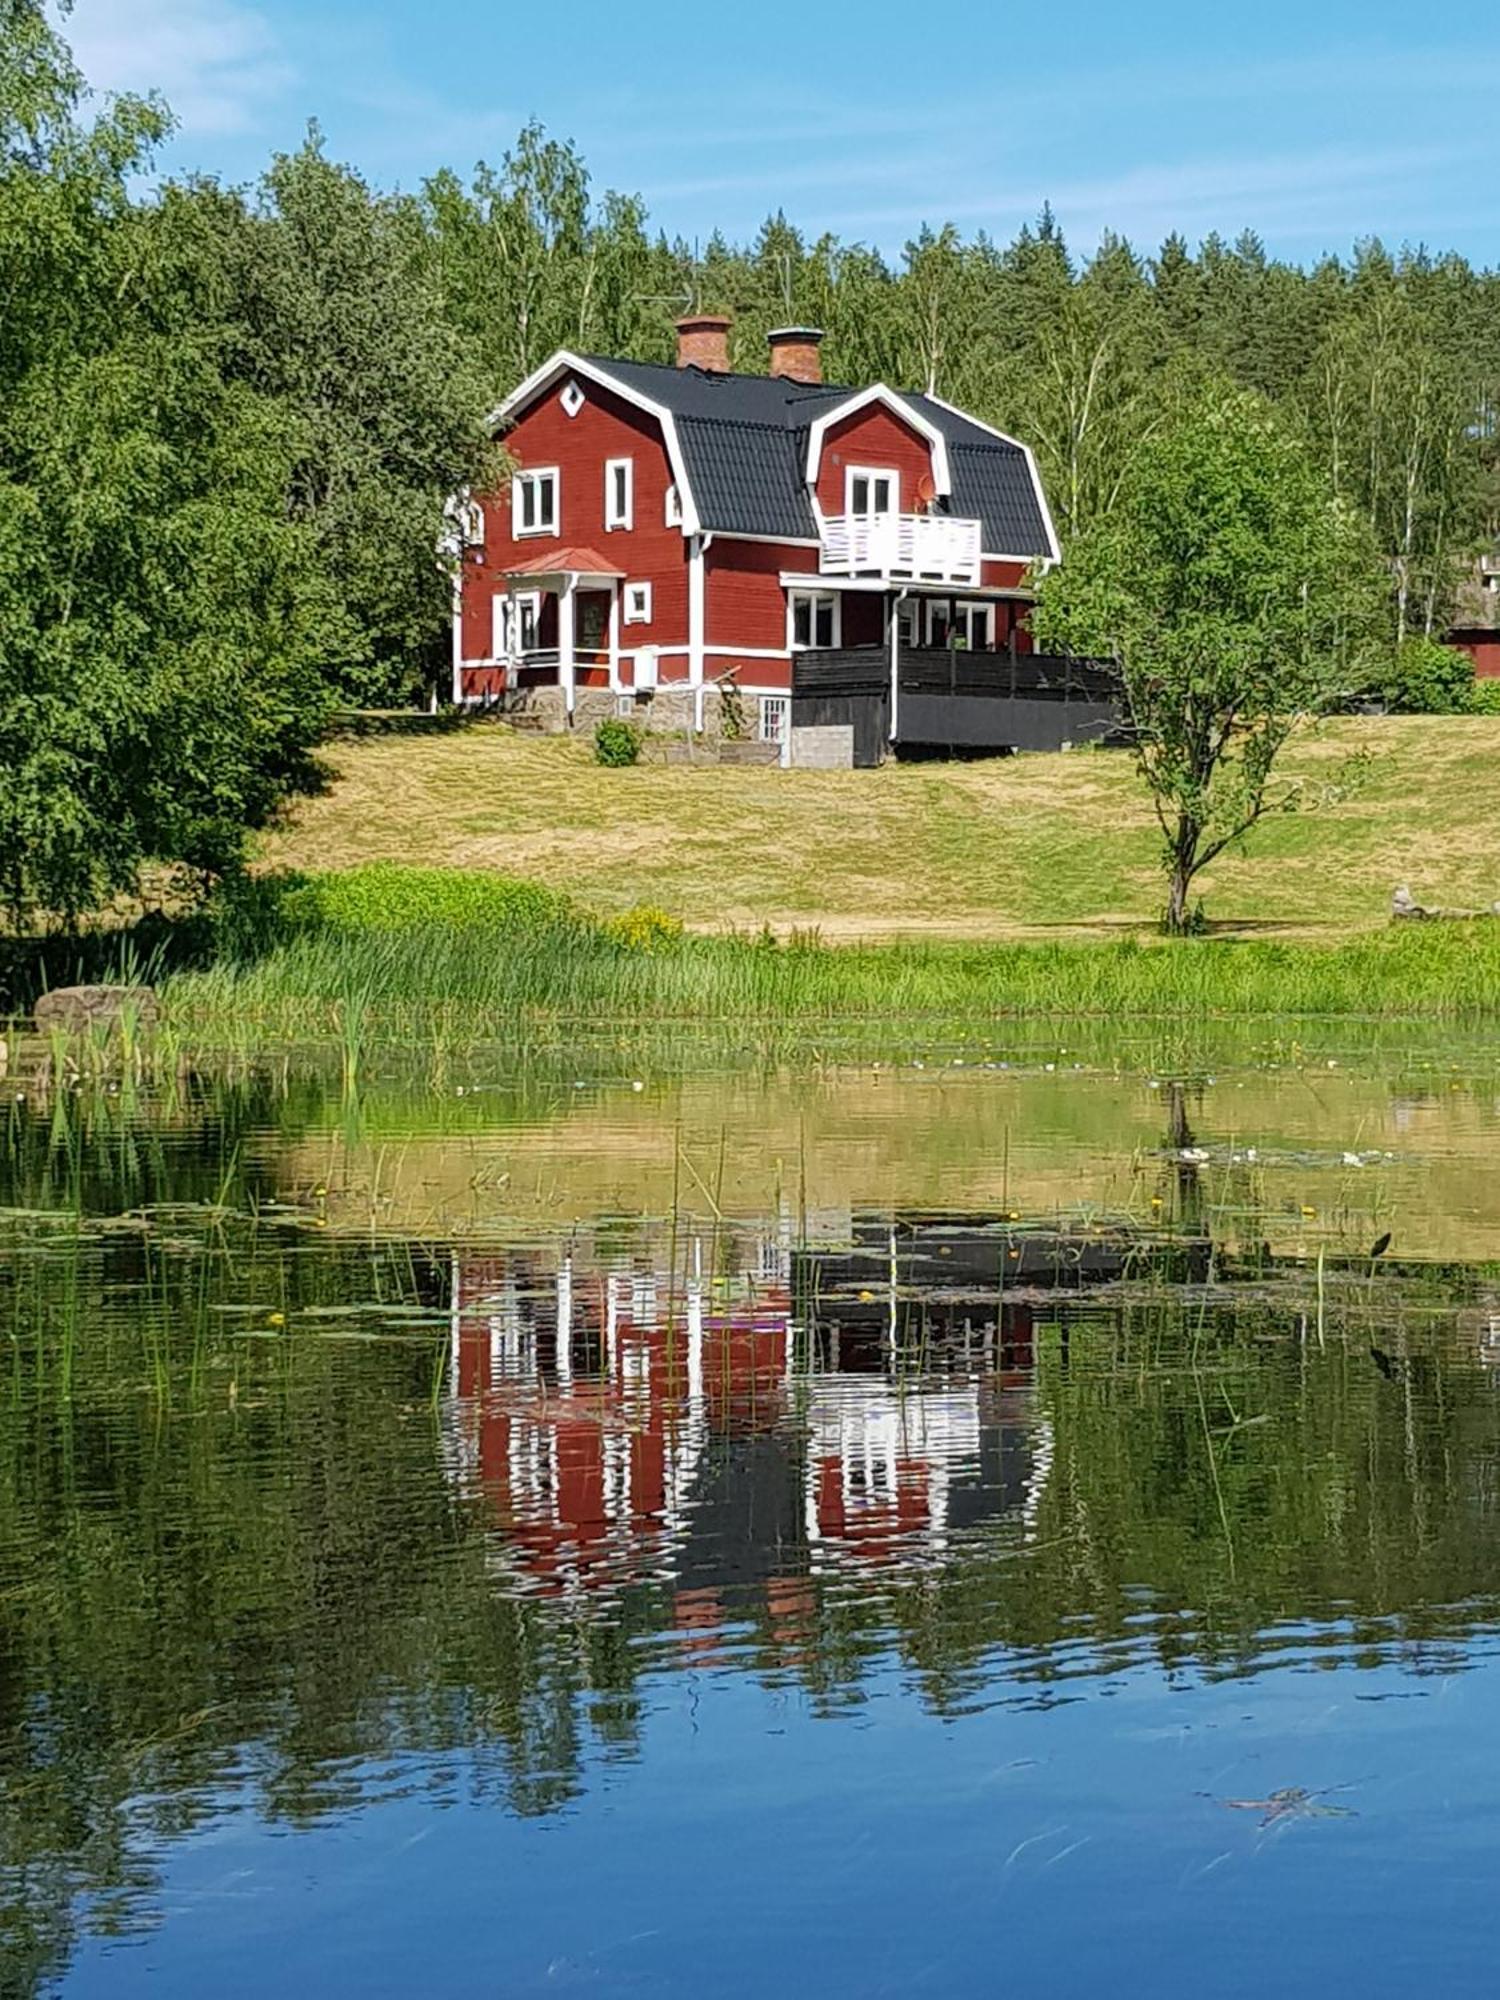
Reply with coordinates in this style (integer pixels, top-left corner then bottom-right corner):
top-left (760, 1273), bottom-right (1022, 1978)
top-left (4, 1038), bottom-right (1500, 1995)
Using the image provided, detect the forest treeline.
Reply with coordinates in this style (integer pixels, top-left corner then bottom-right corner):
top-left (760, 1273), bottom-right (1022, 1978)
top-left (2, 0), bottom-right (1498, 919)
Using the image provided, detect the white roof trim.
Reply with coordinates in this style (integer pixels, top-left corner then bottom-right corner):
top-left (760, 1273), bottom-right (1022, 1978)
top-left (923, 390), bottom-right (1062, 569)
top-left (778, 573), bottom-right (1033, 599)
top-left (804, 385), bottom-right (953, 498)
top-left (485, 350), bottom-right (702, 538)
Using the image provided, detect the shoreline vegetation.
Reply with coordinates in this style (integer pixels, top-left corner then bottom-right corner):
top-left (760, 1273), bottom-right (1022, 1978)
top-left (10, 863), bottom-right (1495, 1064)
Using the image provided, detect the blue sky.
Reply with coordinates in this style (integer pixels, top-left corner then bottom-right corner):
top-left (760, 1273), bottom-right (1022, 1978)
top-left (62, 0), bottom-right (1500, 265)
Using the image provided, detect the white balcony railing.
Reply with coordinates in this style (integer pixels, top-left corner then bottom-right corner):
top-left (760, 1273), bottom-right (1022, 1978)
top-left (819, 511), bottom-right (982, 585)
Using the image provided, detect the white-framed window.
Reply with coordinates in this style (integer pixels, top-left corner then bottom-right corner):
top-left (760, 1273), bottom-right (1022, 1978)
top-left (605, 457), bottom-right (634, 531)
top-left (759, 695), bottom-right (790, 744)
top-left (512, 468), bottom-right (559, 538)
top-left (896, 599), bottom-right (920, 647)
top-left (560, 381), bottom-right (585, 418)
top-left (845, 465), bottom-right (898, 517)
top-left (456, 497), bottom-right (484, 547)
top-left (789, 589), bottom-right (839, 650)
top-left (664, 483), bottom-right (682, 527)
top-left (925, 600), bottom-right (993, 649)
top-left (615, 693), bottom-right (635, 717)
top-left (493, 590), bottom-right (541, 658)
top-left (623, 581), bottom-right (652, 625)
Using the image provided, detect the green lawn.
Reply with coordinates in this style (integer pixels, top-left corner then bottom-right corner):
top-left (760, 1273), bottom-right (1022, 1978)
top-left (260, 716), bottom-right (1500, 940)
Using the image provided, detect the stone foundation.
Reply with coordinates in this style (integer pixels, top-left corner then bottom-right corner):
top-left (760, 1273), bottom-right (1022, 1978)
top-left (788, 724), bottom-right (854, 770)
top-left (475, 683), bottom-right (745, 742)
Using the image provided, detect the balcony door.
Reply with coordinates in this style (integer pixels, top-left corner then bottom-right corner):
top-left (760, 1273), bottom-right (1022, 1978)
top-left (845, 467), bottom-right (898, 518)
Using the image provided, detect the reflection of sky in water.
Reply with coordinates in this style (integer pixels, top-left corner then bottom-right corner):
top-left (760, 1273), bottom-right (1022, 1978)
top-left (7, 1061), bottom-right (1500, 1995)
top-left (67, 1643), bottom-right (1498, 1998)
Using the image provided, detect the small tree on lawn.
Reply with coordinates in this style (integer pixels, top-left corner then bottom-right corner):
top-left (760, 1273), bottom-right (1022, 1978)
top-left (1033, 388), bottom-right (1385, 933)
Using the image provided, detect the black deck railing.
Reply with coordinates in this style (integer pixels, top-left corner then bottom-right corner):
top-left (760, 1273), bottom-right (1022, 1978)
top-left (793, 646), bottom-right (1120, 701)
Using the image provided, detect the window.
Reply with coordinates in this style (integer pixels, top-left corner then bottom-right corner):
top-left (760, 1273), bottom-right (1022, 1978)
top-left (577, 595), bottom-right (608, 652)
top-left (624, 581), bottom-right (652, 625)
top-left (845, 466), bottom-right (897, 517)
top-left (560, 381), bottom-right (585, 417)
top-left (493, 590), bottom-right (540, 657)
top-left (456, 497), bottom-right (484, 547)
top-left (605, 457), bottom-right (634, 531)
top-left (759, 696), bottom-right (790, 744)
top-left (616, 693), bottom-right (636, 717)
top-left (790, 589), bottom-right (839, 650)
top-left (925, 600), bottom-right (992, 649)
top-left (512, 468), bottom-right (559, 538)
top-left (896, 600), bottom-right (920, 647)
top-left (664, 483), bottom-right (682, 527)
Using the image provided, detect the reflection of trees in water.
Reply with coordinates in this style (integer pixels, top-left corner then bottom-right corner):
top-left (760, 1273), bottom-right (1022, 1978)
top-left (4, 1220), bottom-right (1500, 1993)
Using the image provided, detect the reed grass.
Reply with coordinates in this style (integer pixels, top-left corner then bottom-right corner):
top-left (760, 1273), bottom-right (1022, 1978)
top-left (158, 903), bottom-right (1500, 1053)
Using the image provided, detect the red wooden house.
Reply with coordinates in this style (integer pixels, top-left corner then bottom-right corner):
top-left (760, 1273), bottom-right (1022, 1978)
top-left (452, 316), bottom-right (1119, 767)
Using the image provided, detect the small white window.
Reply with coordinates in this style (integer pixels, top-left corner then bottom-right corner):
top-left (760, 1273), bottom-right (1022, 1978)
top-left (615, 693), bottom-right (635, 717)
top-left (624, 581), bottom-right (652, 625)
top-left (457, 498), bottom-right (484, 547)
top-left (789, 589), bottom-right (839, 650)
top-left (605, 457), bottom-right (634, 531)
top-left (560, 381), bottom-right (585, 417)
top-left (512, 468), bottom-right (559, 538)
top-left (664, 483), bottom-right (682, 527)
top-left (846, 466), bottom-right (898, 517)
top-left (759, 696), bottom-right (790, 744)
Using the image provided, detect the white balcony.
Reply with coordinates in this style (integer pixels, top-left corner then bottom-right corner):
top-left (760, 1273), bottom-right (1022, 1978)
top-left (820, 511), bottom-right (982, 586)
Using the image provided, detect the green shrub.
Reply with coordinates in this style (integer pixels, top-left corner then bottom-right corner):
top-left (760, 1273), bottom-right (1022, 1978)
top-left (604, 903), bottom-right (685, 952)
top-left (272, 863), bottom-right (579, 936)
top-left (1379, 637), bottom-right (1479, 714)
top-left (594, 718), bottom-right (643, 767)
top-left (1469, 678), bottom-right (1500, 716)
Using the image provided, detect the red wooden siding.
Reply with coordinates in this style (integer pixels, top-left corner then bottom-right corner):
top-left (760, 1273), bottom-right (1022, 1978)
top-left (814, 404), bottom-right (936, 517)
top-left (706, 538), bottom-right (811, 651)
top-left (1449, 628), bottom-right (1500, 679)
top-left (461, 374), bottom-right (689, 663)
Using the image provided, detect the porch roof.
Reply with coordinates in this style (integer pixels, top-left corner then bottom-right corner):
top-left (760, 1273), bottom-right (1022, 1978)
top-left (500, 545), bottom-right (626, 581)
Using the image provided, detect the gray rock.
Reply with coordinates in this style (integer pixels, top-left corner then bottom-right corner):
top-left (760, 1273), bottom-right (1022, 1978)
top-left (34, 985), bottom-right (159, 1034)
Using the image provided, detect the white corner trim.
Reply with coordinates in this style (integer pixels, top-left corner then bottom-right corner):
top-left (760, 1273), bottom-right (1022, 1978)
top-left (486, 350), bottom-right (703, 538)
top-left (804, 384), bottom-right (952, 498)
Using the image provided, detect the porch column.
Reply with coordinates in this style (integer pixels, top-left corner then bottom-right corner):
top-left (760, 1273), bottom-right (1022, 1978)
top-left (559, 576), bottom-right (577, 720)
top-left (607, 581), bottom-right (621, 693)
top-left (888, 588), bottom-right (906, 746)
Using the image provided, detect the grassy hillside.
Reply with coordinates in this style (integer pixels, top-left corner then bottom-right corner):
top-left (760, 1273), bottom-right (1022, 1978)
top-left (261, 717), bottom-right (1500, 939)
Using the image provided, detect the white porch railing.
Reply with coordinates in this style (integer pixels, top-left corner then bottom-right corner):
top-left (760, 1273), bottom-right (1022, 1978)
top-left (819, 511), bottom-right (982, 585)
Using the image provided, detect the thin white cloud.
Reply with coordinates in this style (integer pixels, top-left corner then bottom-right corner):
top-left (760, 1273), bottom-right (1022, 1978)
top-left (63, 0), bottom-right (292, 136)
top-left (816, 142), bottom-right (1479, 242)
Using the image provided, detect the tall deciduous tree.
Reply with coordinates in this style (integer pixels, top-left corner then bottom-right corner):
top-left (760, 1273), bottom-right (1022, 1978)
top-left (1033, 391), bottom-right (1385, 932)
top-left (0, 4), bottom-right (331, 923)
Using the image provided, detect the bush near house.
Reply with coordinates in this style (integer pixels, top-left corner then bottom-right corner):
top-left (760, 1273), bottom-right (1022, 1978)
top-left (593, 719), bottom-right (643, 767)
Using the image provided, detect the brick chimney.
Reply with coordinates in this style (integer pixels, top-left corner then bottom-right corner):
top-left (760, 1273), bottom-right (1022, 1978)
top-left (674, 313), bottom-right (732, 372)
top-left (767, 326), bottom-right (824, 385)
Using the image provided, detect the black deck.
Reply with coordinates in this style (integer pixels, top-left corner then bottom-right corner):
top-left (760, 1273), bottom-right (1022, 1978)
top-left (791, 647), bottom-right (1126, 765)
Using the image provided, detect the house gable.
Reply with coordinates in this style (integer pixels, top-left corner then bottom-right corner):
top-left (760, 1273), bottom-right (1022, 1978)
top-left (462, 374), bottom-right (689, 663)
top-left (809, 401), bottom-right (944, 521)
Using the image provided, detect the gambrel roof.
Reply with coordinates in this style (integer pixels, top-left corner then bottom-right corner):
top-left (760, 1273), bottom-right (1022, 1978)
top-left (490, 352), bottom-right (1059, 564)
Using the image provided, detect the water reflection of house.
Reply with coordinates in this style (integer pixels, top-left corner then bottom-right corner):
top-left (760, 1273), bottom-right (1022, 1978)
top-left (442, 1217), bottom-right (1144, 1610)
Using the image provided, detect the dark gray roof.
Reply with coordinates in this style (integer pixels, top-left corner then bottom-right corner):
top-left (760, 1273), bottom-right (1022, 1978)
top-left (573, 355), bottom-right (1053, 558)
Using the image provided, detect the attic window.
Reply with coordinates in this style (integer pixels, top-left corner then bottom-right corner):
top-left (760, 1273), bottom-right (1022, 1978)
top-left (561, 381), bottom-right (585, 418)
top-left (664, 484), bottom-right (682, 527)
